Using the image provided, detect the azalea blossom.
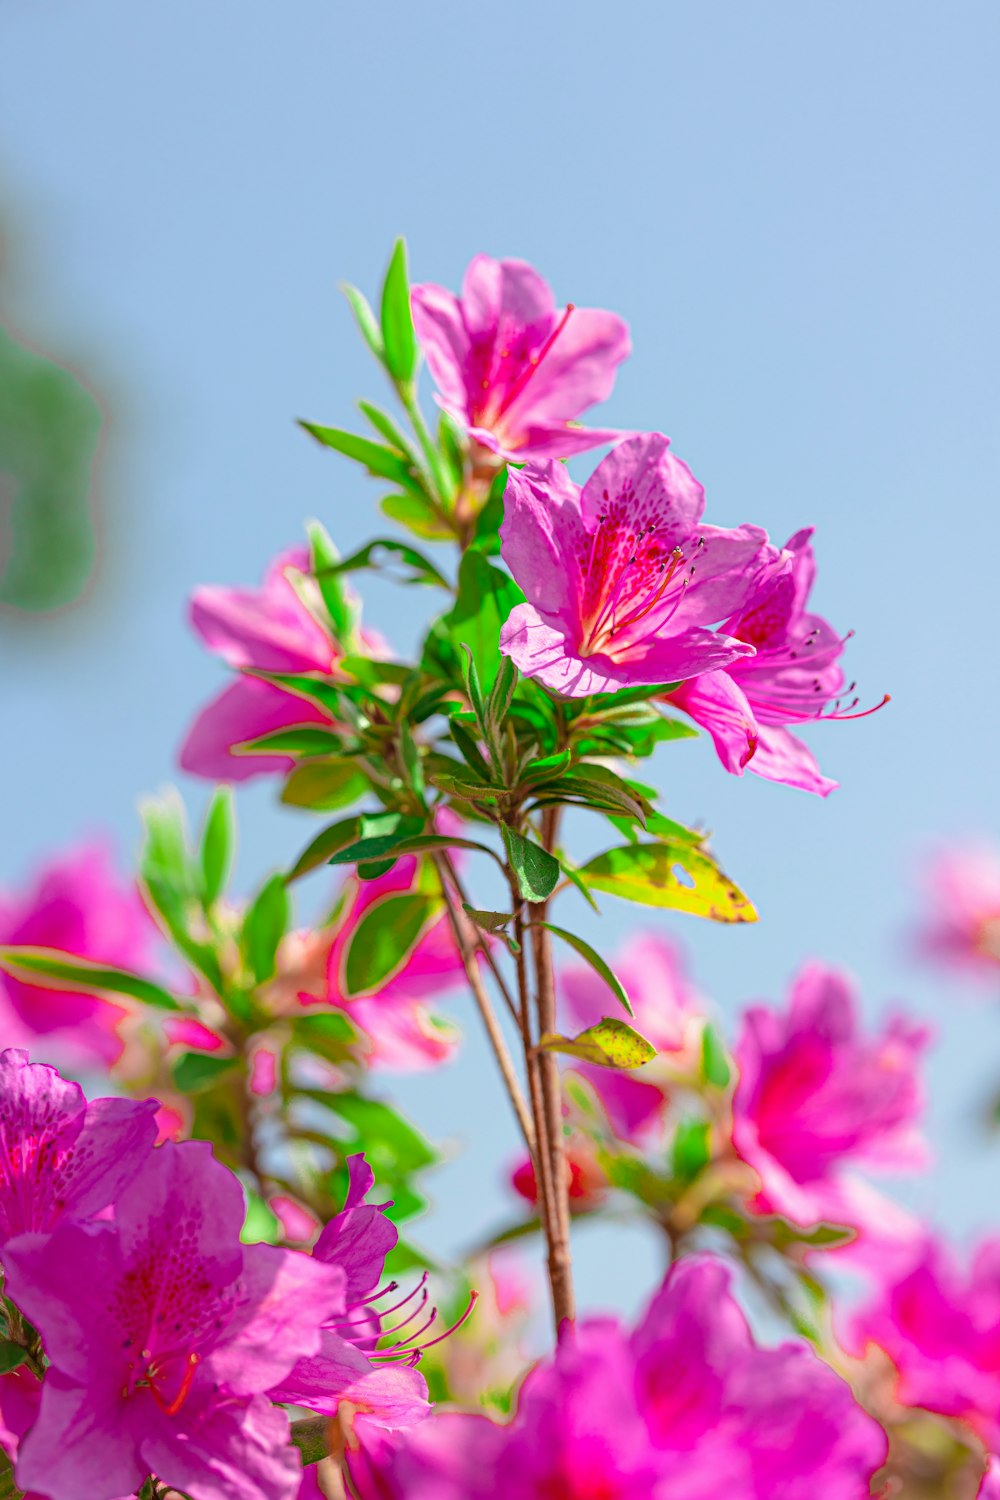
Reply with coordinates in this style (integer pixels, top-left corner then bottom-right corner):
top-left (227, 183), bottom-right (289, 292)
top-left (0, 844), bottom-right (153, 1065)
top-left (981, 1459), bottom-right (1000, 1497)
top-left (511, 1135), bottom-right (608, 1211)
top-left (0, 1049), bottom-right (157, 1247)
top-left (345, 1255), bottom-right (886, 1498)
top-left (179, 546), bottom-right (346, 782)
top-left (850, 1234), bottom-right (1000, 1449)
top-left (411, 254), bottom-right (630, 462)
top-left (499, 433), bottom-right (767, 697)
top-left (917, 842), bottom-right (1000, 978)
top-left (667, 528), bottom-right (886, 796)
top-left (3, 1139), bottom-right (344, 1500)
top-left (269, 1153), bottom-right (433, 1429)
top-left (732, 964), bottom-right (930, 1239)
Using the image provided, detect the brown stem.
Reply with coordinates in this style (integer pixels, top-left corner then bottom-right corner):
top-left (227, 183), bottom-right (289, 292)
top-left (437, 850), bottom-right (520, 1026)
top-left (433, 856), bottom-right (536, 1157)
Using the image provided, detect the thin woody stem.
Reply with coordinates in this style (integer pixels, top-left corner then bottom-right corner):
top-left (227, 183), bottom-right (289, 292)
top-left (433, 855), bottom-right (536, 1157)
top-left (437, 849), bottom-right (520, 1025)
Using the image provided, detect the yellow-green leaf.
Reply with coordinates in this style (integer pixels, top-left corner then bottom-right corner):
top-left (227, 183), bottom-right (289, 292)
top-left (578, 842), bottom-right (757, 923)
top-left (538, 1017), bottom-right (656, 1070)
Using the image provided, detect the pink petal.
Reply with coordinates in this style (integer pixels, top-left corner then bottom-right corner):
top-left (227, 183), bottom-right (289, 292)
top-left (178, 676), bottom-right (331, 782)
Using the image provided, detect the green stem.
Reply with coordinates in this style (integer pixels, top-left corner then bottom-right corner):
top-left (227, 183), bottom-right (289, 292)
top-left (398, 382), bottom-right (452, 514)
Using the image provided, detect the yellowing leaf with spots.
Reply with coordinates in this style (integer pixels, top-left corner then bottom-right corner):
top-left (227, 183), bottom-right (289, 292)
top-left (578, 841), bottom-right (757, 923)
top-left (538, 1018), bottom-right (656, 1070)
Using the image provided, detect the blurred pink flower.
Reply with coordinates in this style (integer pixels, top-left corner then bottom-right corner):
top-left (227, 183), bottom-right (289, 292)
top-left (851, 1235), bottom-right (1000, 1449)
top-left (981, 1459), bottom-right (1000, 1497)
top-left (0, 1365), bottom-right (41, 1477)
top-left (499, 434), bottom-right (766, 697)
top-left (0, 1049), bottom-right (157, 1246)
top-left (0, 845), bottom-right (153, 1066)
top-left (667, 528), bottom-right (877, 796)
top-left (732, 964), bottom-right (930, 1239)
top-left (511, 1135), bottom-right (607, 1211)
top-left (269, 1195), bottom-right (319, 1245)
top-left (4, 1140), bottom-right (343, 1500)
top-left (918, 843), bottom-right (1000, 978)
top-left (179, 546), bottom-right (344, 782)
top-left (347, 1255), bottom-right (886, 1498)
top-left (411, 254), bottom-right (630, 462)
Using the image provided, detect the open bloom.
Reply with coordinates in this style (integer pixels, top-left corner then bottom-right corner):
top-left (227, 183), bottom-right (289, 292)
top-left (411, 254), bottom-right (630, 462)
top-left (269, 1154), bottom-right (432, 1428)
top-left (917, 843), bottom-right (1000, 978)
top-left (499, 433), bottom-right (767, 696)
top-left (733, 964), bottom-right (930, 1240)
top-left (850, 1235), bottom-right (1000, 1450)
top-left (0, 1049), bottom-right (157, 1247)
top-left (346, 1255), bottom-right (886, 1498)
top-left (179, 546), bottom-right (346, 782)
top-left (667, 528), bottom-right (884, 796)
top-left (0, 845), bottom-right (153, 1065)
top-left (3, 1140), bottom-right (345, 1500)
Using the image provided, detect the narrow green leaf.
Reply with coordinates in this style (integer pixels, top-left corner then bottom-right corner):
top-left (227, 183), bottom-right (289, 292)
top-left (380, 492), bottom-right (453, 540)
top-left (380, 237), bottom-right (419, 385)
top-left (447, 719), bottom-right (493, 782)
top-left (342, 893), bottom-right (439, 997)
top-left (281, 760), bottom-right (368, 813)
top-left (578, 842), bottom-right (757, 923)
top-left (390, 834), bottom-right (506, 870)
top-left (316, 537), bottom-right (449, 590)
top-left (486, 654), bottom-right (518, 737)
top-left (327, 813), bottom-right (426, 868)
top-left (299, 423), bottom-right (419, 490)
top-left (172, 1051), bottom-right (240, 1095)
top-left (243, 873), bottom-right (290, 984)
top-left (443, 552), bottom-right (525, 694)
top-left (0, 1341), bottom-right (29, 1375)
top-left (0, 947), bottom-right (183, 1012)
top-left (287, 815), bottom-right (364, 882)
top-left (340, 282), bottom-right (384, 361)
top-left (358, 399), bottom-right (419, 460)
top-left (199, 786), bottom-right (235, 906)
top-left (671, 1118), bottom-right (712, 1184)
top-left (530, 923), bottom-right (632, 1016)
top-left (307, 519), bottom-right (356, 638)
top-left (325, 1091), bottom-right (437, 1174)
top-left (538, 1017), bottom-right (656, 1070)
top-left (700, 1022), bottom-right (732, 1088)
top-left (234, 726), bottom-right (342, 758)
top-left (461, 905), bottom-right (514, 934)
top-left (502, 827), bottom-right (560, 903)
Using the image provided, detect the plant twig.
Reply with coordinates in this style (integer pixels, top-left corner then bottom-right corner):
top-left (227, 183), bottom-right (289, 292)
top-left (437, 849), bottom-right (520, 1025)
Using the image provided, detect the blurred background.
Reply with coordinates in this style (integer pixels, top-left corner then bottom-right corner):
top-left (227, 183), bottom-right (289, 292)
top-left (1, 0), bottom-right (998, 1314)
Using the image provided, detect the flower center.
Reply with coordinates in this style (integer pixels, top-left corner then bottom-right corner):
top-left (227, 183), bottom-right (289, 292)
top-left (580, 521), bottom-right (699, 658)
top-left (486, 303), bottom-right (576, 432)
top-left (124, 1346), bottom-right (201, 1416)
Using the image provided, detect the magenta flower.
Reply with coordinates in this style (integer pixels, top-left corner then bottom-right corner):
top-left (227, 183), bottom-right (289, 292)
top-left (560, 933), bottom-right (704, 1139)
top-left (346, 1255), bottom-right (886, 1499)
top-left (917, 843), bottom-right (1000, 978)
top-left (411, 254), bottom-right (630, 462)
top-left (0, 1049), bottom-right (157, 1247)
top-left (270, 1154), bottom-right (432, 1429)
top-left (3, 1140), bottom-right (345, 1500)
top-left (850, 1235), bottom-right (1000, 1449)
top-left (498, 434), bottom-right (766, 697)
top-left (981, 1459), bottom-right (1000, 1497)
top-left (732, 964), bottom-right (930, 1238)
top-left (179, 546), bottom-right (344, 782)
top-left (667, 529), bottom-right (885, 796)
top-left (0, 845), bottom-right (153, 1066)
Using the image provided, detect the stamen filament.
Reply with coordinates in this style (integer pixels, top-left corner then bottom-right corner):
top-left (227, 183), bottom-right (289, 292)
top-left (496, 304), bottom-right (576, 417)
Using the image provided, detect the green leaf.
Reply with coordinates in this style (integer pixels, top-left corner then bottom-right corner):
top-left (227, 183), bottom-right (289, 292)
top-left (307, 519), bottom-right (357, 638)
top-left (0, 947), bottom-right (183, 1012)
top-left (578, 842), bottom-right (757, 923)
top-left (530, 924), bottom-right (632, 1016)
top-left (241, 1191), bottom-right (281, 1245)
top-left (199, 786), bottom-right (235, 906)
top-left (358, 399), bottom-right (419, 460)
top-left (327, 812), bottom-right (426, 868)
top-left (468, 467), bottom-right (506, 556)
top-left (0, 1340), bottom-right (28, 1375)
top-left (645, 812), bottom-right (706, 845)
top-left (234, 725), bottom-right (342, 758)
top-left (380, 492), bottom-right (453, 540)
top-left (671, 1118), bottom-right (712, 1184)
top-left (172, 1051), bottom-right (240, 1094)
top-left (534, 770), bottom-right (648, 825)
top-left (243, 873), bottom-right (289, 984)
top-left (501, 827), bottom-right (560, 904)
top-left (281, 760), bottom-right (368, 813)
top-left (700, 1023), bottom-right (732, 1088)
top-left (538, 1018), bottom-right (656, 1070)
top-left (443, 552), bottom-right (525, 694)
top-left (300, 423), bottom-right (419, 490)
top-left (390, 834), bottom-right (506, 871)
top-left (380, 238), bottom-right (419, 386)
top-left (342, 893), bottom-right (439, 997)
top-left (325, 1092), bottom-right (436, 1175)
top-left (447, 719), bottom-right (492, 782)
top-left (317, 536), bottom-right (449, 590)
top-left (461, 906), bottom-right (514, 934)
top-left (486, 654), bottom-right (518, 739)
top-left (523, 748), bottom-right (573, 786)
top-left (340, 281), bottom-right (384, 361)
top-left (287, 814), bottom-right (364, 882)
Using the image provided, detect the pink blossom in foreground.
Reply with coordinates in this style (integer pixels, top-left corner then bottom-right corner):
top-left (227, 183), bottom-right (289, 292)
top-left (179, 546), bottom-right (344, 782)
top-left (733, 964), bottom-right (930, 1239)
top-left (980, 1459), bottom-right (1000, 1497)
top-left (0, 845), bottom-right (153, 1065)
top-left (561, 932), bottom-right (703, 1139)
top-left (411, 254), bottom-right (630, 462)
top-left (3, 1140), bottom-right (344, 1500)
top-left (0, 1049), bottom-right (157, 1247)
top-left (0, 1366), bottom-right (41, 1481)
top-left (851, 1235), bottom-right (1000, 1449)
top-left (918, 843), bottom-right (1000, 977)
top-left (346, 1255), bottom-right (886, 1498)
top-left (499, 434), bottom-right (767, 697)
top-left (667, 528), bottom-right (876, 796)
top-left (270, 1154), bottom-right (431, 1429)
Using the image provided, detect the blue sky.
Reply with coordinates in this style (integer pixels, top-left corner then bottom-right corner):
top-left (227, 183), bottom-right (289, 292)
top-left (2, 0), bottom-right (998, 1314)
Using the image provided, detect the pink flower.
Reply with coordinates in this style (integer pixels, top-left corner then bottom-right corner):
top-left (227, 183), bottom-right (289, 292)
top-left (0, 1365), bottom-right (41, 1476)
top-left (270, 1155), bottom-right (431, 1429)
top-left (179, 547), bottom-right (343, 782)
top-left (917, 843), bottom-right (1000, 978)
top-left (347, 1255), bottom-right (886, 1498)
top-left (411, 254), bottom-right (630, 462)
top-left (560, 933), bottom-right (704, 1139)
top-left (511, 1136), bottom-right (607, 1211)
top-left (981, 1459), bottom-right (1000, 1497)
top-left (0, 845), bottom-right (153, 1066)
top-left (498, 434), bottom-right (767, 697)
top-left (0, 1049), bottom-right (157, 1246)
top-left (3, 1139), bottom-right (345, 1500)
top-left (732, 964), bottom-right (930, 1237)
top-left (851, 1235), bottom-right (1000, 1449)
top-left (667, 529), bottom-right (884, 796)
